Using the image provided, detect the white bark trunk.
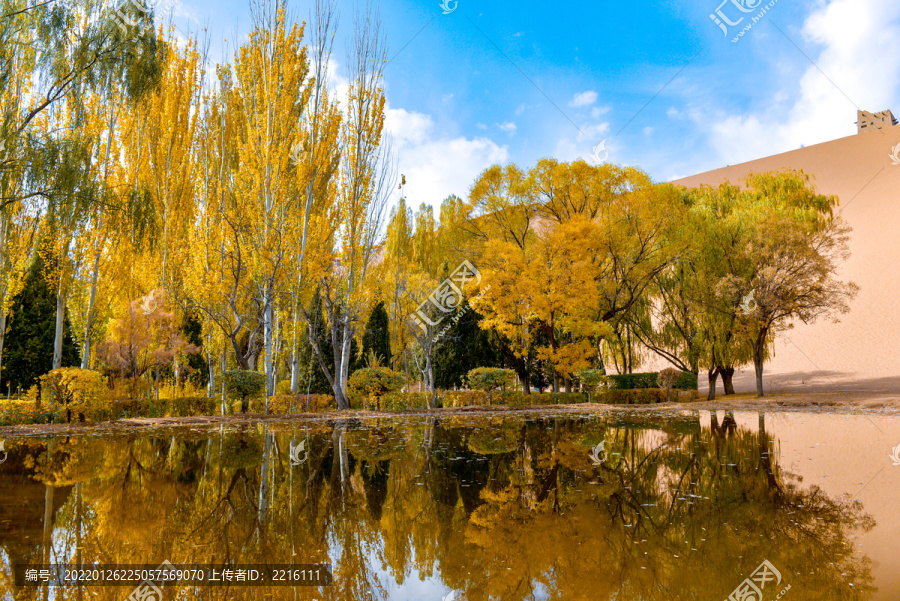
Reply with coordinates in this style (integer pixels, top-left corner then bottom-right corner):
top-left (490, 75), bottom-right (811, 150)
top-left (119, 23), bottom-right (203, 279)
top-left (339, 315), bottom-right (353, 404)
top-left (264, 294), bottom-right (274, 408)
top-left (52, 280), bottom-right (65, 371)
top-left (206, 333), bottom-right (214, 398)
top-left (220, 349), bottom-right (227, 415)
top-left (289, 294), bottom-right (300, 394)
top-left (80, 250), bottom-right (101, 370)
top-left (0, 309), bottom-right (6, 384)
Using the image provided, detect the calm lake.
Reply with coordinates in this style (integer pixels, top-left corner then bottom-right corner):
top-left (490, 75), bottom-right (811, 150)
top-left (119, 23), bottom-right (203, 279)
top-left (1, 408), bottom-right (899, 600)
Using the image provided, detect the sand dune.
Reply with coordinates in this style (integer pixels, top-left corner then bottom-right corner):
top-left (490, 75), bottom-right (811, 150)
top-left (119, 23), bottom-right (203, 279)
top-left (671, 123), bottom-right (900, 393)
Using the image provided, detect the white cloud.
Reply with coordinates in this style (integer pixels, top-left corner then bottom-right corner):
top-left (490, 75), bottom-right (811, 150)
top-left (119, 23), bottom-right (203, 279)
top-left (515, 103), bottom-right (526, 115)
top-left (591, 105), bottom-right (611, 118)
top-left (577, 122), bottom-right (611, 141)
top-left (704, 0), bottom-right (900, 166)
top-left (385, 107), bottom-right (508, 209)
top-left (498, 121), bottom-right (517, 135)
top-left (553, 120), bottom-right (612, 162)
top-left (643, 126), bottom-right (654, 136)
top-left (570, 90), bottom-right (598, 107)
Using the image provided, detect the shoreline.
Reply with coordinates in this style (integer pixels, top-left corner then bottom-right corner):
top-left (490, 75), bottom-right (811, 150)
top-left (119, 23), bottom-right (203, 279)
top-left (1, 389), bottom-right (898, 435)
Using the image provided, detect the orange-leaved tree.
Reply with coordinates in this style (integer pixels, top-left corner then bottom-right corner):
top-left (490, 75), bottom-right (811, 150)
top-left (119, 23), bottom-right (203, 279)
top-left (98, 289), bottom-right (198, 398)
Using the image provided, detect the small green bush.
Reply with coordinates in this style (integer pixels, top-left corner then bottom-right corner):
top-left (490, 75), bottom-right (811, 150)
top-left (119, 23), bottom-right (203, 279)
top-left (39, 368), bottom-right (109, 423)
top-left (606, 372), bottom-right (659, 390)
top-left (576, 368), bottom-right (607, 402)
top-left (166, 396), bottom-right (219, 417)
top-left (595, 388), bottom-right (667, 404)
top-left (658, 367), bottom-right (681, 403)
top-left (220, 370), bottom-right (267, 413)
top-left (675, 371), bottom-right (699, 390)
top-left (379, 391), bottom-right (430, 411)
top-left (252, 393), bottom-right (335, 413)
top-left (372, 390), bottom-right (585, 410)
top-left (467, 368), bottom-right (517, 404)
top-left (276, 379), bottom-right (293, 395)
top-left (347, 367), bottom-right (406, 409)
top-left (442, 390), bottom-right (489, 407)
top-left (606, 371), bottom-right (699, 391)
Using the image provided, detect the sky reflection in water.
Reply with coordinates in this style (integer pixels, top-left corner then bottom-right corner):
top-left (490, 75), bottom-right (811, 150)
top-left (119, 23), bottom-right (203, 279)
top-left (0, 408), bottom-right (898, 600)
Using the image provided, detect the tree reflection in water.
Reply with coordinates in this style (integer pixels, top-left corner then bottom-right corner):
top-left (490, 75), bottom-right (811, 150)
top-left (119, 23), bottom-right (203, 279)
top-left (0, 411), bottom-right (876, 600)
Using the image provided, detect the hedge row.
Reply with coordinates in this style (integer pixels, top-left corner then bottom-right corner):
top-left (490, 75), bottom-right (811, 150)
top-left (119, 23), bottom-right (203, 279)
top-left (595, 389), bottom-right (700, 404)
top-left (355, 389), bottom-right (700, 409)
top-left (369, 391), bottom-right (588, 410)
top-left (0, 385), bottom-right (701, 427)
top-left (605, 371), bottom-right (698, 391)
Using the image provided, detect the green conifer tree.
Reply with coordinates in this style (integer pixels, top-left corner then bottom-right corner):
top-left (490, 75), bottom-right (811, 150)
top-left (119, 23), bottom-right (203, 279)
top-left (361, 301), bottom-right (392, 368)
top-left (1, 252), bottom-right (80, 393)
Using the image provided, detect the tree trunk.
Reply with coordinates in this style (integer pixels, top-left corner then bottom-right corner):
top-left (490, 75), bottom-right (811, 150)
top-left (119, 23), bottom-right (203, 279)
top-left (552, 370), bottom-right (559, 393)
top-left (753, 329), bottom-right (767, 397)
top-left (0, 309), bottom-right (6, 387)
top-left (52, 280), bottom-right (65, 371)
top-left (425, 352), bottom-right (435, 409)
top-left (517, 357), bottom-right (531, 393)
top-left (220, 349), bottom-right (227, 415)
top-left (206, 335), bottom-right (215, 398)
top-left (721, 366), bottom-right (736, 395)
top-left (80, 250), bottom-right (101, 370)
top-left (290, 301), bottom-right (300, 394)
top-left (707, 367), bottom-right (720, 401)
top-left (338, 317), bottom-right (353, 409)
top-left (564, 377), bottom-right (571, 393)
top-left (263, 293), bottom-right (275, 405)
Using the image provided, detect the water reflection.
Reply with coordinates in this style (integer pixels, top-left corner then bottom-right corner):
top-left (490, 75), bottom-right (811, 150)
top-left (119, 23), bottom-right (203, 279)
top-left (0, 411), bottom-right (881, 600)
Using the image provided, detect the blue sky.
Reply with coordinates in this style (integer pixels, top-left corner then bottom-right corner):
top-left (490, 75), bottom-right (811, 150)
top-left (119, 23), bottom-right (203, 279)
top-left (165, 0), bottom-right (900, 210)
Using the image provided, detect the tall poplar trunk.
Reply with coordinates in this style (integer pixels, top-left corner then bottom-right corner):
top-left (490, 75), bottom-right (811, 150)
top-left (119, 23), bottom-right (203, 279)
top-left (264, 293), bottom-right (274, 408)
top-left (0, 212), bottom-right (6, 383)
top-left (80, 106), bottom-right (118, 371)
top-left (206, 334), bottom-right (214, 398)
top-left (80, 250), bottom-right (102, 369)
top-left (52, 280), bottom-right (65, 371)
top-left (338, 316), bottom-right (353, 408)
top-left (290, 294), bottom-right (300, 394)
top-left (0, 310), bottom-right (6, 387)
top-left (220, 349), bottom-right (227, 415)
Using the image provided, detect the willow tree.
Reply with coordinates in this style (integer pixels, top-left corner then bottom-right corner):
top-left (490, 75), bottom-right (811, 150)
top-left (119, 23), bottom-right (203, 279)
top-left (0, 0), bottom-right (164, 378)
top-left (728, 171), bottom-right (859, 397)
